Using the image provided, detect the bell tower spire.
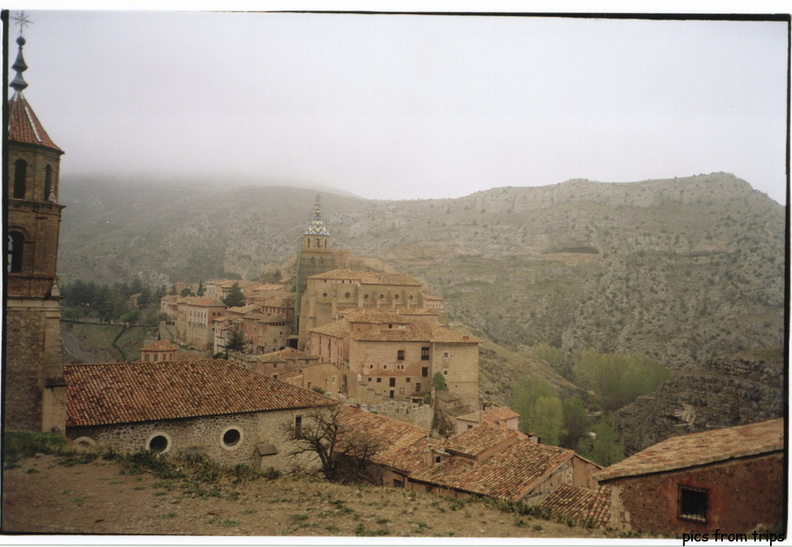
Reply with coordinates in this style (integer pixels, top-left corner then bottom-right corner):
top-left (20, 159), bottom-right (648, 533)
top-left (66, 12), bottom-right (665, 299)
top-left (5, 14), bottom-right (67, 434)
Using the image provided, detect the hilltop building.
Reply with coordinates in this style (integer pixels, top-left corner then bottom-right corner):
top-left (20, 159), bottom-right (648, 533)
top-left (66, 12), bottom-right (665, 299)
top-left (5, 33), bottom-right (67, 432)
top-left (309, 308), bottom-right (479, 409)
top-left (297, 268), bottom-right (439, 347)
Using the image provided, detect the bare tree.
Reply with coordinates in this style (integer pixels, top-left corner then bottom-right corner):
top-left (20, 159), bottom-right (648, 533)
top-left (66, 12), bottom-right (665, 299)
top-left (282, 405), bottom-right (384, 483)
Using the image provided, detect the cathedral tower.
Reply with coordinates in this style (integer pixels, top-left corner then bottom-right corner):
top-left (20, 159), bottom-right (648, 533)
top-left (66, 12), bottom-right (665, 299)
top-left (5, 27), bottom-right (67, 432)
top-left (296, 194), bottom-right (335, 294)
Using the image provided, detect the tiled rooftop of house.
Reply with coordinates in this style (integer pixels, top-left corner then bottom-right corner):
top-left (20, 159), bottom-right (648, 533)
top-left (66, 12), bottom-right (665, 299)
top-left (539, 484), bottom-right (612, 527)
top-left (444, 425), bottom-right (519, 459)
top-left (65, 359), bottom-right (333, 427)
top-left (140, 340), bottom-right (179, 352)
top-left (411, 435), bottom-right (574, 501)
top-left (337, 406), bottom-right (430, 474)
top-left (595, 418), bottom-right (785, 482)
top-left (9, 92), bottom-right (63, 152)
top-left (483, 406), bottom-right (520, 423)
top-left (355, 322), bottom-right (480, 344)
top-left (180, 297), bottom-right (225, 307)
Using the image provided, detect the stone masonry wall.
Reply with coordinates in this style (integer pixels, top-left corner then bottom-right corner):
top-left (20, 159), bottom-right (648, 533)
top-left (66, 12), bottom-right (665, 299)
top-left (67, 408), bottom-right (328, 473)
top-left (607, 453), bottom-right (784, 535)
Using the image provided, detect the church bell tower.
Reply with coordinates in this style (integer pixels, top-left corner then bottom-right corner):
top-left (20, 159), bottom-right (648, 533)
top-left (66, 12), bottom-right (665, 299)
top-left (5, 20), bottom-right (67, 432)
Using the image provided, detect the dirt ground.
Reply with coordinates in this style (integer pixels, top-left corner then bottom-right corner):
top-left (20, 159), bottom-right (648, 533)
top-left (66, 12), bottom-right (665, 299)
top-left (1, 454), bottom-right (617, 540)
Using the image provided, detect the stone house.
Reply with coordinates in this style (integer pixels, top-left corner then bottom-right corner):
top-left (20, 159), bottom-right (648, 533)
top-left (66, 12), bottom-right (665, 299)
top-left (229, 348), bottom-right (350, 395)
top-left (139, 340), bottom-right (179, 363)
top-left (455, 403), bottom-right (520, 433)
top-left (63, 359), bottom-right (334, 471)
top-left (174, 297), bottom-right (226, 351)
top-left (594, 418), bottom-right (785, 535)
top-left (298, 268), bottom-right (431, 346)
top-left (408, 425), bottom-right (600, 503)
top-left (309, 308), bottom-right (479, 408)
top-left (336, 409), bottom-right (601, 507)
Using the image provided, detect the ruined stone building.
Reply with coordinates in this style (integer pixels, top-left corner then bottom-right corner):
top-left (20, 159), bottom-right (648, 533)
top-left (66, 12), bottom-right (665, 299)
top-left (5, 33), bottom-right (67, 433)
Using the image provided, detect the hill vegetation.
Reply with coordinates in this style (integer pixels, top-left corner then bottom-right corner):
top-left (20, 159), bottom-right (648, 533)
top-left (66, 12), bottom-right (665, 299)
top-left (56, 172), bottom-right (785, 452)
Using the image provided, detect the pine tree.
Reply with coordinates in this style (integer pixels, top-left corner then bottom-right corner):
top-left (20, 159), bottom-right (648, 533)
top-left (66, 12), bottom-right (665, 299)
top-left (222, 282), bottom-right (246, 307)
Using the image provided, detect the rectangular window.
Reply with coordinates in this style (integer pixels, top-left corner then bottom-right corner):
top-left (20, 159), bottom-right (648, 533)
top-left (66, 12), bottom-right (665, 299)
top-left (678, 486), bottom-right (708, 522)
top-left (421, 347), bottom-right (430, 360)
top-left (294, 415), bottom-right (302, 437)
top-left (377, 377), bottom-right (382, 383)
top-left (397, 350), bottom-right (405, 361)
top-left (389, 378), bottom-right (396, 387)
top-left (415, 383), bottom-right (421, 392)
top-left (406, 377), bottom-right (411, 383)
top-left (421, 367), bottom-right (429, 377)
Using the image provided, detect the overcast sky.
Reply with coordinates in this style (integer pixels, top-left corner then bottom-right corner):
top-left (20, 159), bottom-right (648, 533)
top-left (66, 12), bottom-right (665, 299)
top-left (8, 8), bottom-right (789, 203)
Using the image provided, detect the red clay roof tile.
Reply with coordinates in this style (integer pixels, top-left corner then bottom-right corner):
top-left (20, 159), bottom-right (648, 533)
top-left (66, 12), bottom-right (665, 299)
top-left (8, 93), bottom-right (62, 153)
top-left (595, 418), bottom-right (785, 482)
top-left (64, 359), bottom-right (333, 427)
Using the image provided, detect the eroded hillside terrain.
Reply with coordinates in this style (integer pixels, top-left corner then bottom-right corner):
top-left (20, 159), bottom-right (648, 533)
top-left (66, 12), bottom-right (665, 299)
top-left (59, 172), bottom-right (785, 368)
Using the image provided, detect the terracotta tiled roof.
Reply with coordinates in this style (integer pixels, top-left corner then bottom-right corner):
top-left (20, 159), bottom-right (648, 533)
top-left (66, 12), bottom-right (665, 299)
top-left (410, 435), bottom-right (574, 501)
top-left (336, 406), bottom-right (429, 474)
top-left (355, 322), bottom-right (479, 344)
top-left (483, 406), bottom-right (520, 423)
top-left (141, 340), bottom-right (178, 352)
top-left (310, 320), bottom-right (352, 338)
top-left (539, 484), bottom-right (611, 527)
top-left (309, 269), bottom-right (422, 286)
top-left (595, 418), bottom-right (785, 482)
top-left (227, 304), bottom-right (260, 315)
top-left (181, 297), bottom-right (225, 308)
top-left (64, 359), bottom-right (333, 427)
top-left (444, 425), bottom-right (519, 459)
top-left (8, 93), bottom-right (63, 153)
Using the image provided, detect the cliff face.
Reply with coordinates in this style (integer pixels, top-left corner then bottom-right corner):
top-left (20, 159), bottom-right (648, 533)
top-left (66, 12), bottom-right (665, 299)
top-left (613, 348), bottom-right (785, 455)
top-left (59, 172), bottom-right (785, 367)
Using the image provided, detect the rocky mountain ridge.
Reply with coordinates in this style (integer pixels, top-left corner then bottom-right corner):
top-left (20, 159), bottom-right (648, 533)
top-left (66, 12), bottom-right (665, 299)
top-left (58, 172), bottom-right (785, 369)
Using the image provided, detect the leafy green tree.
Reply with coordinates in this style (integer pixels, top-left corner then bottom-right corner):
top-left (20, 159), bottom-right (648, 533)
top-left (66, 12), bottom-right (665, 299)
top-left (561, 395), bottom-right (591, 449)
top-left (180, 287), bottom-right (195, 297)
top-left (432, 372), bottom-right (448, 391)
top-left (532, 396), bottom-right (563, 446)
top-left (511, 377), bottom-right (563, 445)
top-left (578, 414), bottom-right (624, 467)
top-left (196, 281), bottom-right (205, 297)
top-left (530, 343), bottom-right (573, 381)
top-left (574, 349), bottom-right (670, 412)
top-left (222, 282), bottom-right (246, 308)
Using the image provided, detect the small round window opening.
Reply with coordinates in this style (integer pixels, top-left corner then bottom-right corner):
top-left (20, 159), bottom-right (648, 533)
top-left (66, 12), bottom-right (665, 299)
top-left (147, 433), bottom-right (170, 454)
top-left (221, 427), bottom-right (243, 450)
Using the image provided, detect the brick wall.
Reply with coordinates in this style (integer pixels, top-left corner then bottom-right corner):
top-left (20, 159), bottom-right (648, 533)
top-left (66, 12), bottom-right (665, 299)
top-left (5, 298), bottom-right (64, 432)
top-left (606, 453), bottom-right (784, 534)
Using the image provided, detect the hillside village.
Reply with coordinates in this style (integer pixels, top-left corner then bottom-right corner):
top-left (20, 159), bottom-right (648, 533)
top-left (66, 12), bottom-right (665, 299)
top-left (3, 23), bottom-right (786, 539)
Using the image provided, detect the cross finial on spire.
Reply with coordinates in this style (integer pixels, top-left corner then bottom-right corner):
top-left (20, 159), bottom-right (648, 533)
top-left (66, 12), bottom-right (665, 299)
top-left (9, 14), bottom-right (30, 93)
top-left (12, 11), bottom-right (32, 36)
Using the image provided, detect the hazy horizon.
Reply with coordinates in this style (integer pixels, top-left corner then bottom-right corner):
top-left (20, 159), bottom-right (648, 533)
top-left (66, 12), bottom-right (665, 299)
top-left (9, 9), bottom-right (789, 204)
